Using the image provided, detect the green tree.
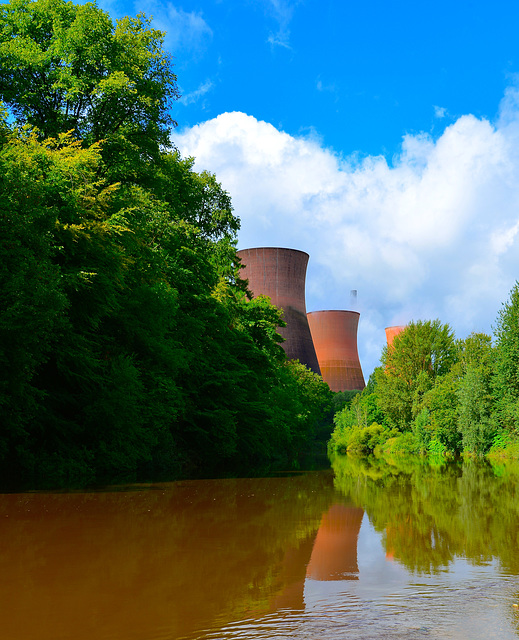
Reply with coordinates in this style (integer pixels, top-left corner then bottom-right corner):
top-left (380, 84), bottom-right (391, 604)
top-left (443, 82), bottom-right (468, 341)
top-left (0, 126), bottom-right (68, 452)
top-left (0, 128), bottom-right (138, 476)
top-left (0, 0), bottom-right (178, 180)
top-left (328, 380), bottom-right (393, 455)
top-left (420, 365), bottom-right (462, 453)
top-left (415, 332), bottom-right (495, 455)
top-left (493, 283), bottom-right (519, 435)
top-left (456, 333), bottom-right (495, 453)
top-left (0, 0), bottom-right (334, 486)
top-left (0, 125), bottom-right (331, 483)
top-left (376, 320), bottom-right (458, 430)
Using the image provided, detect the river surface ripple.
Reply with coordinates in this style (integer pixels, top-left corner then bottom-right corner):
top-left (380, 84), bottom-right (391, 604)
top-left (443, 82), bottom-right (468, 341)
top-left (1, 458), bottom-right (519, 640)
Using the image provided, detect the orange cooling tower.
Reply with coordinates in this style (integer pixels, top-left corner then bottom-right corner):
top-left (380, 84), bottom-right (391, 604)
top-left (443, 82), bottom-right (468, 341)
top-left (385, 325), bottom-right (406, 347)
top-left (307, 310), bottom-right (365, 391)
top-left (237, 247), bottom-right (321, 375)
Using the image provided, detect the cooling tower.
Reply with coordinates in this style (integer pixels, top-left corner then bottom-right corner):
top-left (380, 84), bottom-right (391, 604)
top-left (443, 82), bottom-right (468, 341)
top-left (385, 325), bottom-right (406, 347)
top-left (236, 247), bottom-right (321, 375)
top-left (307, 310), bottom-right (365, 391)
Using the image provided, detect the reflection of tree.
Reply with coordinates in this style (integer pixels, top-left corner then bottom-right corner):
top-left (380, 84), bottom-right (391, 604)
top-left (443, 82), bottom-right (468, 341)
top-left (0, 472), bottom-right (337, 640)
top-left (332, 454), bottom-right (519, 574)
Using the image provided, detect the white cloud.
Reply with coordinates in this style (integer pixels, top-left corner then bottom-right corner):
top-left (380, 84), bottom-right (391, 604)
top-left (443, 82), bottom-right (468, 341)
top-left (316, 77), bottom-right (338, 97)
top-left (267, 31), bottom-right (292, 49)
top-left (173, 88), bottom-right (519, 377)
top-left (137, 2), bottom-right (213, 55)
top-left (260, 0), bottom-right (300, 49)
top-left (179, 79), bottom-right (214, 106)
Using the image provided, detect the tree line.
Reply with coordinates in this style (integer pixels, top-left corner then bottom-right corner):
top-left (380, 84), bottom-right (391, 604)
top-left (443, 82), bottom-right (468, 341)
top-left (329, 288), bottom-right (519, 459)
top-left (0, 0), bottom-right (332, 487)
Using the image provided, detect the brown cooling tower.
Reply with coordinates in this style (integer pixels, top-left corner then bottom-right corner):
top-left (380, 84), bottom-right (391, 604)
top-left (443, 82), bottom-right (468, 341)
top-left (385, 325), bottom-right (406, 347)
top-left (307, 310), bottom-right (365, 391)
top-left (237, 247), bottom-right (321, 375)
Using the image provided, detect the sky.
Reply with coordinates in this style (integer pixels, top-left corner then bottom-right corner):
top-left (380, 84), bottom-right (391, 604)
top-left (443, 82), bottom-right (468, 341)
top-left (100, 0), bottom-right (519, 377)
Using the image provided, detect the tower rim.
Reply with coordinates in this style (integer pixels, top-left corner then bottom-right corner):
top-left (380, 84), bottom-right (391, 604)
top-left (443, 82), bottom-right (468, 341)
top-left (237, 246), bottom-right (310, 258)
top-left (308, 310), bottom-right (360, 317)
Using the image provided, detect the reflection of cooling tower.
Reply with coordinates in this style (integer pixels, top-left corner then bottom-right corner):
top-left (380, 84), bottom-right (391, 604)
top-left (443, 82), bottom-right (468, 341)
top-left (306, 503), bottom-right (364, 581)
top-left (237, 247), bottom-right (321, 375)
top-left (385, 325), bottom-right (406, 347)
top-left (307, 311), bottom-right (365, 391)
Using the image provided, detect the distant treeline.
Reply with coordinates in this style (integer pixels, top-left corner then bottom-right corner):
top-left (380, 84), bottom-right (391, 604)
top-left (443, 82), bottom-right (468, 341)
top-left (0, 0), bottom-right (332, 487)
top-left (329, 297), bottom-right (519, 459)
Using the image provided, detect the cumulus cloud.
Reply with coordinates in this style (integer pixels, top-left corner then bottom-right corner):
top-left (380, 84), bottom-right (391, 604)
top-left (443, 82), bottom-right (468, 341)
top-left (174, 89), bottom-right (519, 376)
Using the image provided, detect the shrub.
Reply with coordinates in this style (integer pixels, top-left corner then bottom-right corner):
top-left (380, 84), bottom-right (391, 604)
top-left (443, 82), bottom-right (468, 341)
top-left (379, 432), bottom-right (422, 456)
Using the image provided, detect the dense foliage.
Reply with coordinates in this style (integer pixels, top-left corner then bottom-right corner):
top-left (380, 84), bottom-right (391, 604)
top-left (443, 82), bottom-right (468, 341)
top-left (0, 0), bottom-right (332, 486)
top-left (0, 0), bottom-right (178, 181)
top-left (329, 298), bottom-right (519, 460)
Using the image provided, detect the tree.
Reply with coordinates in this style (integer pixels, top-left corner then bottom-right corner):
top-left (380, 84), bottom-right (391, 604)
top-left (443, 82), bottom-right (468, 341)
top-left (0, 127), bottom-right (137, 475)
top-left (0, 122), bottom-right (324, 483)
top-left (493, 283), bottom-right (519, 435)
top-left (455, 333), bottom-right (495, 453)
top-left (0, 0), bottom-right (333, 485)
top-left (0, 0), bottom-right (178, 180)
top-left (376, 320), bottom-right (458, 430)
top-left (0, 125), bottom-right (68, 452)
top-left (419, 365), bottom-right (462, 453)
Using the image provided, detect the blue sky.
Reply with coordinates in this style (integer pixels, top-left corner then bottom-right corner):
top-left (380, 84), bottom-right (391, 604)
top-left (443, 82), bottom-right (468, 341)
top-left (130, 0), bottom-right (519, 158)
top-left (100, 0), bottom-right (519, 377)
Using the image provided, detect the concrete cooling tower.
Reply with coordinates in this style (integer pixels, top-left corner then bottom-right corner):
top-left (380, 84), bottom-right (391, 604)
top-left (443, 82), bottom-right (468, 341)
top-left (307, 310), bottom-right (365, 391)
top-left (385, 325), bottom-right (406, 347)
top-left (236, 247), bottom-right (321, 375)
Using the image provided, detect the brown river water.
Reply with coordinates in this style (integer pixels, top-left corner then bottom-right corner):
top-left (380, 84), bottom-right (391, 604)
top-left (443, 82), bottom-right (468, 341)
top-left (1, 455), bottom-right (519, 640)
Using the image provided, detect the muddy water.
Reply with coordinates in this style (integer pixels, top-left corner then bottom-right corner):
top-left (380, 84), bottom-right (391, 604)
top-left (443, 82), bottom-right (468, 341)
top-left (1, 457), bottom-right (519, 640)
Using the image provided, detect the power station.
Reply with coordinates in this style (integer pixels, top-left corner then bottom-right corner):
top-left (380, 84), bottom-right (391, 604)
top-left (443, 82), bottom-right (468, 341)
top-left (307, 310), bottom-right (365, 391)
top-left (236, 247), bottom-right (321, 375)
top-left (238, 247), bottom-right (369, 390)
top-left (385, 325), bottom-right (406, 347)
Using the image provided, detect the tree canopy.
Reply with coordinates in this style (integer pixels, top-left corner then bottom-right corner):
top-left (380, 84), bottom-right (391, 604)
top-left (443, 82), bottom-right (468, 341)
top-left (0, 0), bottom-right (332, 487)
top-left (328, 320), bottom-right (510, 459)
top-left (376, 319), bottom-right (458, 429)
top-left (0, 0), bottom-right (178, 180)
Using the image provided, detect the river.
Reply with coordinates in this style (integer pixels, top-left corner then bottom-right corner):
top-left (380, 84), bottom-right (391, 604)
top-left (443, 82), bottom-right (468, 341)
top-left (1, 455), bottom-right (519, 640)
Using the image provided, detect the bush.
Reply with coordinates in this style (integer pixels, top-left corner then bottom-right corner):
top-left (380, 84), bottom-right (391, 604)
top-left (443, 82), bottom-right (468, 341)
top-left (329, 422), bottom-right (398, 455)
top-left (428, 438), bottom-right (447, 459)
top-left (379, 432), bottom-right (422, 456)
top-left (487, 431), bottom-right (519, 460)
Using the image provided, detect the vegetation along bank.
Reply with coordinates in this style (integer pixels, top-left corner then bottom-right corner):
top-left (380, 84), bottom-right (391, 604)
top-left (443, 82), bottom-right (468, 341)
top-left (0, 0), bottom-right (332, 487)
top-left (329, 300), bottom-right (519, 461)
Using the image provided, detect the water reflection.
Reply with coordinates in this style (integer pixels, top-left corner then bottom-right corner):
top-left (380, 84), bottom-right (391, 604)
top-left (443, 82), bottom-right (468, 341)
top-left (306, 504), bottom-right (363, 581)
top-left (331, 454), bottom-right (519, 575)
top-left (1, 458), bottom-right (519, 640)
top-left (0, 472), bottom-right (340, 640)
